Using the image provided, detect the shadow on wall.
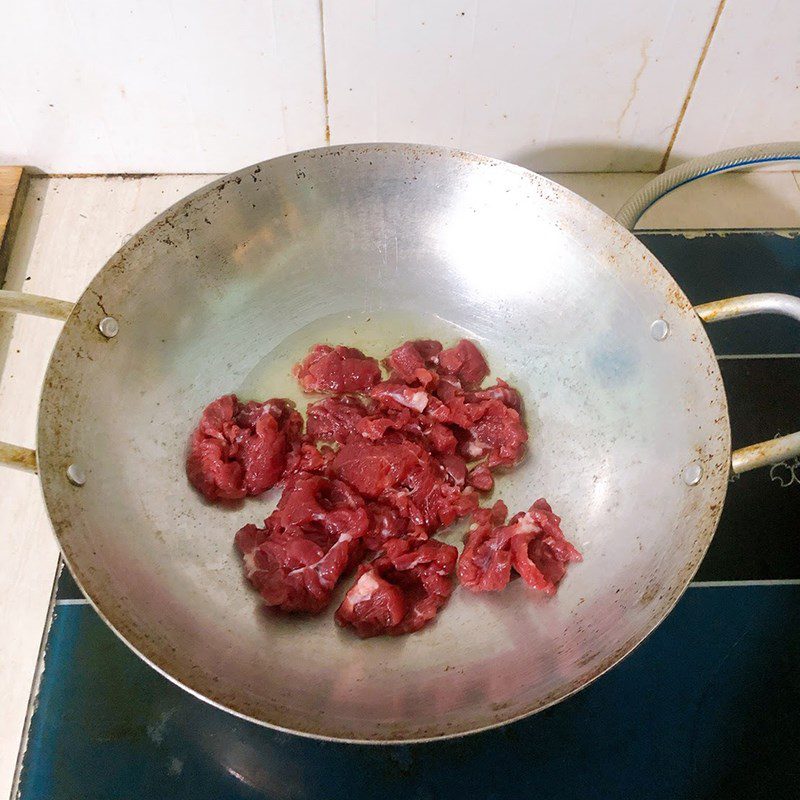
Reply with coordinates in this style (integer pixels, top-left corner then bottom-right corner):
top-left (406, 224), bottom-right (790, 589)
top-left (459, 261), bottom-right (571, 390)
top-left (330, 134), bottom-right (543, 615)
top-left (508, 142), bottom-right (666, 174)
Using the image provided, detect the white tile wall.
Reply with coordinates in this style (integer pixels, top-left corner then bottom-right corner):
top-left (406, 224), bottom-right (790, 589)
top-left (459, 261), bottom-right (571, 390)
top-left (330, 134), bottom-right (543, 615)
top-left (323, 0), bottom-right (719, 171)
top-left (669, 0), bottom-right (800, 165)
top-left (0, 1), bottom-right (326, 173)
top-left (0, 0), bottom-right (797, 173)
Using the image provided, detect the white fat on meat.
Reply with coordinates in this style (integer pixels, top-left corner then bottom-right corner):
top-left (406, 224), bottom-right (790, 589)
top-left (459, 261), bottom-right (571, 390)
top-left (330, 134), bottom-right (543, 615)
top-left (383, 386), bottom-right (428, 413)
top-left (513, 513), bottom-right (541, 535)
top-left (342, 570), bottom-right (381, 611)
top-left (242, 551), bottom-right (258, 578)
top-left (462, 441), bottom-right (484, 459)
top-left (288, 531), bottom-right (354, 587)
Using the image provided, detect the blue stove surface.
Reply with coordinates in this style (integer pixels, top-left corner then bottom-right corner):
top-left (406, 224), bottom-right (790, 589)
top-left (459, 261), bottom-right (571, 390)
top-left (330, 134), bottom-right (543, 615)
top-left (15, 232), bottom-right (800, 800)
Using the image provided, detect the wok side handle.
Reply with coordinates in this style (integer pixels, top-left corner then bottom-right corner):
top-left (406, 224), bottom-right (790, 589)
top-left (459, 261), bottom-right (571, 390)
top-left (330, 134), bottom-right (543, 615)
top-left (0, 289), bottom-right (76, 473)
top-left (695, 292), bottom-right (800, 474)
top-left (0, 289), bottom-right (73, 321)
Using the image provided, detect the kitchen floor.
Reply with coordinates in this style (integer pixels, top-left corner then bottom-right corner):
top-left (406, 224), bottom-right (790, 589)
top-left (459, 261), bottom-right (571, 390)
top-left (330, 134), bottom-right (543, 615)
top-left (2, 170), bottom-right (800, 798)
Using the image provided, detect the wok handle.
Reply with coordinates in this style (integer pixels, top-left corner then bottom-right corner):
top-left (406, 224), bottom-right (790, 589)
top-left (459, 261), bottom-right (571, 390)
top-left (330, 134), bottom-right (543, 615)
top-left (695, 292), bottom-right (800, 474)
top-left (0, 289), bottom-right (76, 473)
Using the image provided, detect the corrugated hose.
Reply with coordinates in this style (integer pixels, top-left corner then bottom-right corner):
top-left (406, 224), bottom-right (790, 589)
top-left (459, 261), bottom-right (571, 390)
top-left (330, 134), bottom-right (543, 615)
top-left (614, 142), bottom-right (800, 231)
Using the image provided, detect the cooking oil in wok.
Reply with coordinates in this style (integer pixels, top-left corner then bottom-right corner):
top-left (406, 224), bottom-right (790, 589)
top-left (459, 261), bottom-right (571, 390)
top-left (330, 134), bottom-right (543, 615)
top-left (237, 309), bottom-right (480, 405)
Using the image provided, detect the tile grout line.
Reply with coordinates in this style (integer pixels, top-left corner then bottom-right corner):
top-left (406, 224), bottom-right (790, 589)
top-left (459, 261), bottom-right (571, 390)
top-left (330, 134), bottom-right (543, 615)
top-left (318, 0), bottom-right (331, 145)
top-left (658, 0), bottom-right (728, 172)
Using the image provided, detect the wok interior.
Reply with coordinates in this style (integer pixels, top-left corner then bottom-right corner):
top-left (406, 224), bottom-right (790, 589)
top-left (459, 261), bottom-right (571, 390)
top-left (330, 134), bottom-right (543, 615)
top-left (39, 146), bottom-right (729, 740)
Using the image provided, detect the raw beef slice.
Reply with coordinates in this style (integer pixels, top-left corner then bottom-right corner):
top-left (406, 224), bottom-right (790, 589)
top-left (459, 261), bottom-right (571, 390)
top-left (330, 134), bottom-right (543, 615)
top-left (438, 339), bottom-right (489, 388)
top-left (333, 433), bottom-right (477, 533)
top-left (294, 345), bottom-right (381, 394)
top-left (458, 499), bottom-right (581, 594)
top-left (306, 395), bottom-right (371, 443)
top-left (235, 473), bottom-right (369, 612)
top-left (187, 395), bottom-right (302, 501)
top-left (385, 339), bottom-right (442, 386)
top-left (336, 538), bottom-right (458, 637)
top-left (332, 433), bottom-right (424, 498)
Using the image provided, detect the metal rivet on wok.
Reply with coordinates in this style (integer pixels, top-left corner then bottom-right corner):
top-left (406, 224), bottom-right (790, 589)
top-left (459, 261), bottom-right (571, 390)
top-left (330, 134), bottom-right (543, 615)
top-left (66, 464), bottom-right (86, 487)
top-left (650, 319), bottom-right (670, 341)
top-left (682, 463), bottom-right (703, 486)
top-left (98, 316), bottom-right (119, 338)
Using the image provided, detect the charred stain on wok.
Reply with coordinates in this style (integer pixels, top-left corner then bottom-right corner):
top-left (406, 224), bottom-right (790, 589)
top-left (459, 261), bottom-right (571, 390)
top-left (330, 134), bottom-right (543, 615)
top-left (90, 289), bottom-right (109, 317)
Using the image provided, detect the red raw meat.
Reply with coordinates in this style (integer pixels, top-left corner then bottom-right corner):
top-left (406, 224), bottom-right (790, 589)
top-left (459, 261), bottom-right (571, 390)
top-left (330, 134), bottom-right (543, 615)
top-left (465, 379), bottom-right (522, 412)
top-left (439, 453), bottom-right (467, 487)
top-left (294, 345), bottom-right (381, 394)
top-left (335, 563), bottom-right (407, 636)
top-left (457, 399), bottom-right (528, 468)
top-left (418, 416), bottom-right (458, 454)
top-left (386, 456), bottom-right (478, 533)
top-left (457, 501), bottom-right (514, 591)
top-left (508, 500), bottom-right (582, 594)
top-left (235, 473), bottom-right (369, 612)
top-left (306, 395), bottom-right (371, 443)
top-left (333, 433), bottom-right (424, 498)
top-left (356, 407), bottom-right (414, 441)
top-left (188, 335), bottom-right (572, 637)
top-left (364, 501), bottom-right (415, 551)
top-left (458, 499), bottom-right (581, 594)
top-left (334, 433), bottom-right (477, 533)
top-left (187, 395), bottom-right (302, 501)
top-left (438, 339), bottom-right (489, 389)
top-left (424, 395), bottom-right (451, 423)
top-left (434, 374), bottom-right (463, 403)
top-left (335, 537), bottom-right (458, 637)
top-left (285, 441), bottom-right (336, 477)
top-left (270, 472), bottom-right (367, 536)
top-left (386, 339), bottom-right (442, 386)
top-left (357, 405), bottom-right (456, 455)
top-left (467, 464), bottom-right (494, 491)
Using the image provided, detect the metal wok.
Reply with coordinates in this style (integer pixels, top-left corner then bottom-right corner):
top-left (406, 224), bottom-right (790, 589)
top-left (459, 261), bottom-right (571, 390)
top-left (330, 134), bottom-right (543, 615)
top-left (2, 144), bottom-right (799, 742)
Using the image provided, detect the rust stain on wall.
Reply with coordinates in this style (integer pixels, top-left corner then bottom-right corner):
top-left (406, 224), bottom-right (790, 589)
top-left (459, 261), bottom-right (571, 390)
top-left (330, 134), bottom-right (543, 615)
top-left (616, 38), bottom-right (651, 136)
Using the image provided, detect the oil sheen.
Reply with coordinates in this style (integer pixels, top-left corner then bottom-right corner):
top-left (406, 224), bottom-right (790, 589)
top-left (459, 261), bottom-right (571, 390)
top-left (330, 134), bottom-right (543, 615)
top-left (237, 308), bottom-right (481, 405)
